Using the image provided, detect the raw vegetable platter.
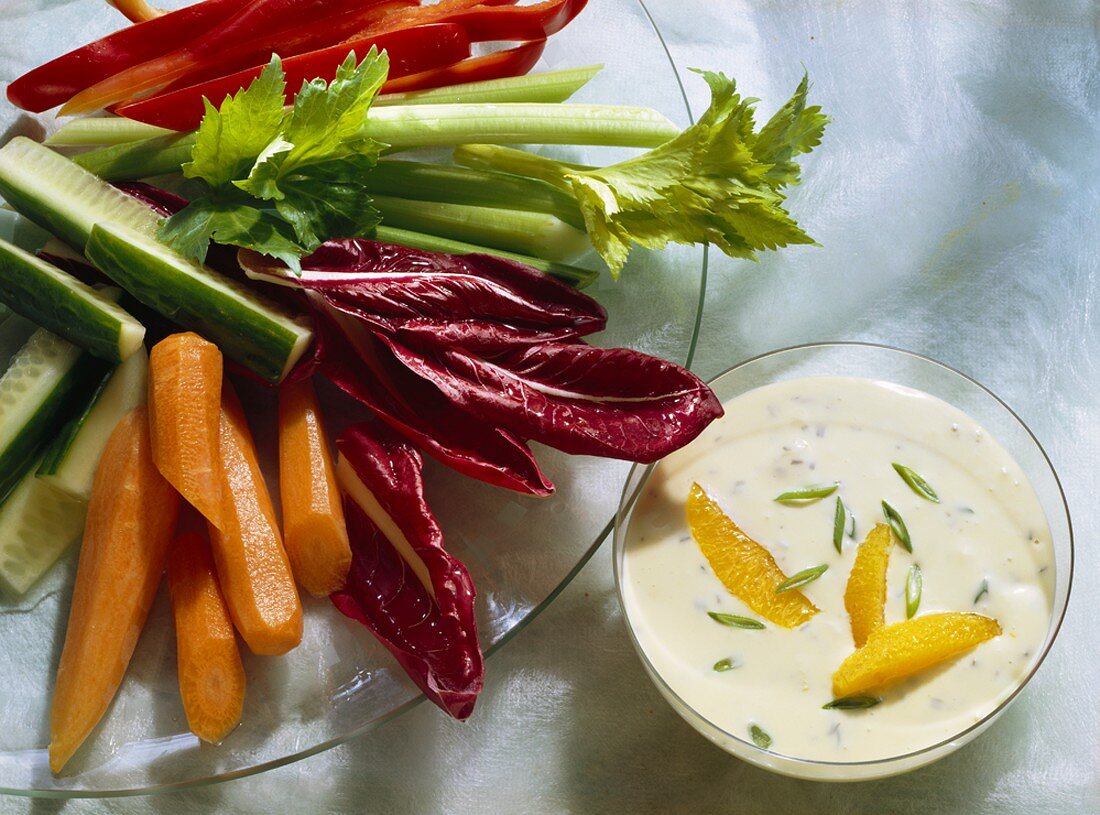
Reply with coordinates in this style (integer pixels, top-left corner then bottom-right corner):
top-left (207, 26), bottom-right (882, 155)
top-left (0, 0), bottom-right (711, 795)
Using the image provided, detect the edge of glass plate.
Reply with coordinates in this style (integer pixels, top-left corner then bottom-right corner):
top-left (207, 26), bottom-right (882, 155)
top-left (5, 0), bottom-right (708, 798)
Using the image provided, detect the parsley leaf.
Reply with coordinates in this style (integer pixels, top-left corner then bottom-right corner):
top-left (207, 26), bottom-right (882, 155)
top-left (160, 50), bottom-right (388, 269)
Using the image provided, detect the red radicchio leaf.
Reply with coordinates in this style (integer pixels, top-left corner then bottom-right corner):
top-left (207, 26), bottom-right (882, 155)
top-left (379, 337), bottom-right (724, 462)
top-left (331, 420), bottom-right (484, 720)
top-left (314, 297), bottom-right (553, 496)
top-left (112, 181), bottom-right (188, 216)
top-left (239, 240), bottom-right (606, 335)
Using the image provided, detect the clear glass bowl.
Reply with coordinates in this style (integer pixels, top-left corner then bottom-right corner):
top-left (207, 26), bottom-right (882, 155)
top-left (613, 343), bottom-right (1073, 782)
top-left (0, 0), bottom-right (706, 797)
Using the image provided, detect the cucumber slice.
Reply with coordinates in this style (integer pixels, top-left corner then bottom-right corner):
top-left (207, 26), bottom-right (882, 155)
top-left (86, 222), bottom-right (313, 383)
top-left (0, 137), bottom-right (158, 252)
top-left (0, 459), bottom-right (87, 596)
top-left (37, 347), bottom-right (148, 501)
top-left (0, 312), bottom-right (37, 371)
top-left (0, 238), bottom-right (145, 362)
top-left (0, 328), bottom-right (110, 505)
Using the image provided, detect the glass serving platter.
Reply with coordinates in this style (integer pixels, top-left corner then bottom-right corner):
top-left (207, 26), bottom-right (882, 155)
top-left (0, 0), bottom-right (706, 797)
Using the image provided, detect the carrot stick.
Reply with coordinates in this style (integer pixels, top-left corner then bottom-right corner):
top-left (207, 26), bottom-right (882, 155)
top-left (148, 332), bottom-right (224, 530)
top-left (168, 529), bottom-right (245, 743)
top-left (49, 407), bottom-right (181, 773)
top-left (209, 382), bottom-right (302, 655)
top-left (278, 378), bottom-right (351, 597)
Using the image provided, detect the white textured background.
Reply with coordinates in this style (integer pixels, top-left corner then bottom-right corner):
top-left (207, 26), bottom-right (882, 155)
top-left (3, 0), bottom-right (1100, 812)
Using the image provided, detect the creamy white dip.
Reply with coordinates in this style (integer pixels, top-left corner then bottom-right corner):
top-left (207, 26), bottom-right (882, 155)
top-left (622, 377), bottom-right (1053, 762)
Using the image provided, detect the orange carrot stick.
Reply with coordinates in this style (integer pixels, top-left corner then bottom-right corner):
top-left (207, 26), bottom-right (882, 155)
top-left (168, 530), bottom-right (245, 743)
top-left (49, 407), bottom-right (180, 773)
top-left (277, 378), bottom-right (351, 597)
top-left (209, 382), bottom-right (302, 655)
top-left (148, 332), bottom-right (224, 530)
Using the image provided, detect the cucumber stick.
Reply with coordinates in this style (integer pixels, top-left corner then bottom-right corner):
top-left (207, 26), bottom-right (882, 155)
top-left (0, 138), bottom-right (313, 382)
top-left (0, 238), bottom-right (144, 362)
top-left (0, 312), bottom-right (37, 371)
top-left (37, 347), bottom-right (148, 501)
top-left (86, 223), bottom-right (312, 383)
top-left (0, 458), bottom-right (87, 595)
top-left (0, 136), bottom-right (157, 251)
top-left (0, 328), bottom-right (109, 505)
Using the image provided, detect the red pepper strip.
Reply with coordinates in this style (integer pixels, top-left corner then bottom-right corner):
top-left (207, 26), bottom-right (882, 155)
top-left (365, 0), bottom-right (585, 42)
top-left (157, 0), bottom-right (418, 91)
top-left (61, 0), bottom-right (402, 114)
top-left (380, 39), bottom-right (545, 96)
top-left (7, 0), bottom-right (249, 112)
top-left (117, 24), bottom-right (471, 131)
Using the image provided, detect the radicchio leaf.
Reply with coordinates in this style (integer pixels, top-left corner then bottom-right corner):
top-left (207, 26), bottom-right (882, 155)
top-left (380, 337), bottom-right (724, 461)
top-left (314, 298), bottom-right (553, 496)
top-left (113, 181), bottom-right (188, 216)
top-left (239, 240), bottom-right (606, 335)
top-left (331, 420), bottom-right (483, 720)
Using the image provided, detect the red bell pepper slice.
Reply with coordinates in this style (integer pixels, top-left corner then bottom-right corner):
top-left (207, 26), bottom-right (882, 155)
top-left (7, 0), bottom-right (249, 112)
top-left (116, 23), bottom-right (471, 131)
top-left (61, 0), bottom-right (405, 114)
top-left (380, 39), bottom-right (546, 96)
top-left (364, 0), bottom-right (585, 41)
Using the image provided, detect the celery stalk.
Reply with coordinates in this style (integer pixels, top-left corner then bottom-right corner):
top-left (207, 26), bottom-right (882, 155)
top-left (366, 161), bottom-right (585, 230)
top-left (368, 103), bottom-right (679, 150)
top-left (373, 226), bottom-right (598, 288)
top-left (73, 132), bottom-right (197, 181)
top-left (374, 65), bottom-right (603, 107)
top-left (454, 144), bottom-right (588, 191)
top-left (372, 195), bottom-right (589, 262)
top-left (46, 117), bottom-right (174, 147)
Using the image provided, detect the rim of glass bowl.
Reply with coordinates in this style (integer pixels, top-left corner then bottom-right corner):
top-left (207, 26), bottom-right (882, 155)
top-left (3, 0), bottom-right (707, 799)
top-left (612, 341), bottom-right (1074, 773)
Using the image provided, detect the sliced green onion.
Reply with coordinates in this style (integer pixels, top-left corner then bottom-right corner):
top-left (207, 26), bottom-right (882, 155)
top-left (892, 463), bottom-right (940, 503)
top-left (881, 500), bottom-right (913, 552)
top-left (775, 564), bottom-right (828, 594)
top-left (375, 65), bottom-right (603, 107)
top-left (366, 160), bottom-right (585, 229)
top-left (832, 497), bottom-right (847, 553)
top-left (822, 696), bottom-right (882, 710)
top-left (974, 578), bottom-right (990, 604)
top-left (370, 195), bottom-right (589, 262)
top-left (707, 611), bottom-right (765, 630)
top-left (749, 724), bottom-right (772, 749)
top-left (373, 226), bottom-right (598, 288)
top-left (905, 564), bottom-right (922, 619)
top-left (774, 482), bottom-right (840, 503)
top-left (713, 658), bottom-right (737, 672)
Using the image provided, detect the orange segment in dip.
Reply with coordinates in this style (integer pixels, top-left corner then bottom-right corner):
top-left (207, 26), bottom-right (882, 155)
top-left (686, 482), bottom-right (818, 629)
top-left (844, 523), bottom-right (893, 647)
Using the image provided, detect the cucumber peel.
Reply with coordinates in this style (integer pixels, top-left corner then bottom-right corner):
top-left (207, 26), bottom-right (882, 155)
top-left (86, 222), bottom-right (312, 383)
top-left (0, 238), bottom-right (145, 362)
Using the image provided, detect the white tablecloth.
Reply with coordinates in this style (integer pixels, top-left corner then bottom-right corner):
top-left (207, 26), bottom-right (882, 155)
top-left (3, 0), bottom-right (1099, 812)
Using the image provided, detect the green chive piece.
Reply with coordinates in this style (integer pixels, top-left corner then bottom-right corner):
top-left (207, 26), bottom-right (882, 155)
top-left (906, 564), bottom-right (922, 619)
top-left (881, 500), bottom-right (913, 552)
top-left (775, 564), bottom-right (828, 594)
top-left (774, 482), bottom-right (839, 503)
top-left (822, 696), bottom-right (882, 710)
top-left (974, 578), bottom-right (990, 604)
top-left (749, 724), bottom-right (772, 749)
top-left (707, 611), bottom-right (766, 630)
top-left (713, 658), bottom-right (737, 672)
top-left (832, 497), bottom-right (846, 554)
top-left (892, 463), bottom-right (940, 503)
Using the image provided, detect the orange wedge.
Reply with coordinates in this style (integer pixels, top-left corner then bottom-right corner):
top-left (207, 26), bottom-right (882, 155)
top-left (686, 482), bottom-right (818, 628)
top-left (832, 612), bottom-right (1002, 697)
top-left (844, 523), bottom-right (893, 647)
